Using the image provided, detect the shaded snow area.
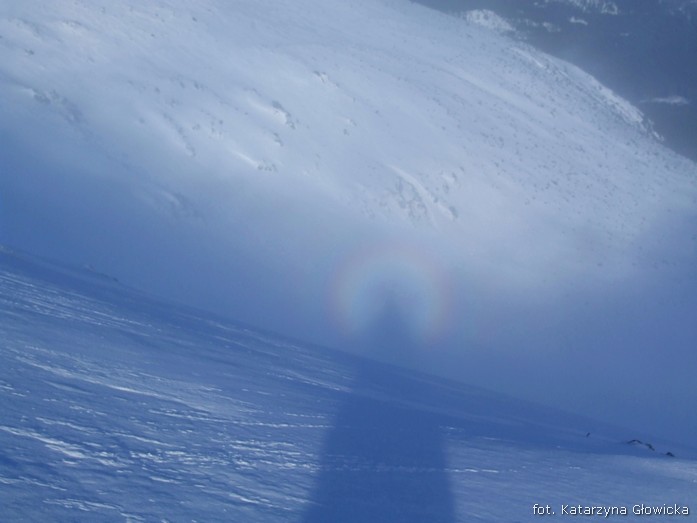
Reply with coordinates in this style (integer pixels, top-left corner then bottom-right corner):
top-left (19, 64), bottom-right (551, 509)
top-left (1, 250), bottom-right (696, 521)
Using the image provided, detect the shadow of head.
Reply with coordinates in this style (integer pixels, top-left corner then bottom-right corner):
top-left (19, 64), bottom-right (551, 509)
top-left (357, 293), bottom-right (422, 367)
top-left (300, 294), bottom-right (456, 523)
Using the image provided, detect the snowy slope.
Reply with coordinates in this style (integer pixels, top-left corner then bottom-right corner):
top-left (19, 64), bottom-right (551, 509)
top-left (1, 248), bottom-right (695, 522)
top-left (1, 0), bottom-right (694, 324)
top-left (418, 0), bottom-right (697, 161)
top-left (1, 1), bottom-right (696, 444)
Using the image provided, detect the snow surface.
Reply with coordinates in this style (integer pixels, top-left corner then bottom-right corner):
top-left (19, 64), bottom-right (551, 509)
top-left (644, 96), bottom-right (691, 107)
top-left (1, 0), bottom-right (696, 453)
top-left (544, 0), bottom-right (621, 16)
top-left (1, 0), bottom-right (694, 323)
top-left (461, 10), bottom-right (516, 33)
top-left (1, 248), bottom-right (696, 522)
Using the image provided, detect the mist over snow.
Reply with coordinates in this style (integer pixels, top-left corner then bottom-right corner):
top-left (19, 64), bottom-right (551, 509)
top-left (1, 0), bottom-right (696, 444)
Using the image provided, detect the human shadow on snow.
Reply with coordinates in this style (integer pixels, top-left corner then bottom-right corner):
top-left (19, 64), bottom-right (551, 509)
top-left (301, 300), bottom-right (456, 523)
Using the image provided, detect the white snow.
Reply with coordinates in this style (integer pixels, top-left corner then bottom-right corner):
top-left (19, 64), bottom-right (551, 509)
top-left (544, 0), bottom-right (620, 15)
top-left (1, 0), bottom-right (696, 490)
top-left (461, 10), bottom-right (515, 34)
top-left (1, 249), bottom-right (695, 522)
top-left (569, 16), bottom-right (590, 25)
top-left (1, 0), bottom-right (693, 319)
top-left (643, 95), bottom-right (691, 106)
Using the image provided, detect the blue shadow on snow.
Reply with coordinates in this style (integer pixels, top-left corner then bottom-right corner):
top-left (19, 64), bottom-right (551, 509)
top-left (301, 301), bottom-right (456, 523)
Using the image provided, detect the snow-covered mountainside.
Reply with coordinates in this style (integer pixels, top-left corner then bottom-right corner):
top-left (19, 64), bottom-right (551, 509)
top-left (1, 0), bottom-right (694, 311)
top-left (416, 0), bottom-right (697, 161)
top-left (1, 248), bottom-right (695, 522)
top-left (1, 1), bottom-right (696, 444)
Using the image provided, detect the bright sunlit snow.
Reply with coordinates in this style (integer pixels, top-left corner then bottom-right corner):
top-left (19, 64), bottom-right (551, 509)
top-left (1, 0), bottom-right (696, 518)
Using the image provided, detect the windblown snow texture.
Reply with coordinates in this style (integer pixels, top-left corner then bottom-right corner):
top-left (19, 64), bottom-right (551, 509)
top-left (1, 249), bottom-right (695, 522)
top-left (413, 0), bottom-right (697, 162)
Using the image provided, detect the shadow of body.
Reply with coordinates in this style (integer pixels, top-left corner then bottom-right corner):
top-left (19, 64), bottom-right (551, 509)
top-left (302, 303), bottom-right (456, 523)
